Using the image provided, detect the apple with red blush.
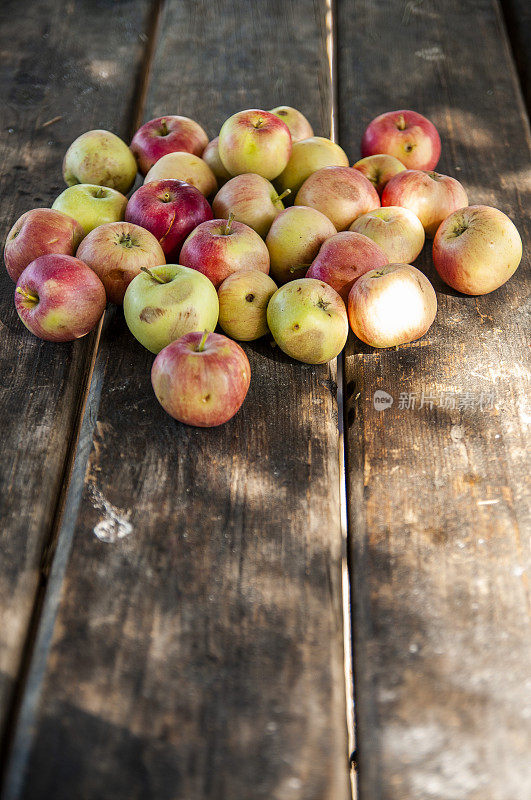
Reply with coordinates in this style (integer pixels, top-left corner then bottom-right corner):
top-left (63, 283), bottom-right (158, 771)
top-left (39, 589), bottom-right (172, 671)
top-left (433, 205), bottom-right (522, 295)
top-left (76, 221), bottom-right (165, 305)
top-left (306, 231), bottom-right (389, 302)
top-left (14, 254), bottom-right (106, 342)
top-left (295, 166), bottom-right (380, 230)
top-left (218, 109), bottom-right (292, 180)
top-left (151, 331), bottom-right (251, 427)
top-left (179, 214), bottom-right (270, 288)
top-left (361, 110), bottom-right (441, 171)
top-left (131, 115), bottom-right (209, 175)
top-left (382, 170), bottom-right (468, 237)
top-left (125, 178), bottom-right (213, 260)
top-left (4, 208), bottom-right (84, 282)
top-left (353, 154), bottom-right (406, 196)
top-left (212, 173), bottom-right (290, 238)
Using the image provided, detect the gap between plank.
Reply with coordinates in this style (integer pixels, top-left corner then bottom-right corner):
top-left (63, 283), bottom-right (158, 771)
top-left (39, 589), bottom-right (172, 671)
top-left (325, 0), bottom-right (357, 795)
top-left (0, 2), bottom-right (165, 795)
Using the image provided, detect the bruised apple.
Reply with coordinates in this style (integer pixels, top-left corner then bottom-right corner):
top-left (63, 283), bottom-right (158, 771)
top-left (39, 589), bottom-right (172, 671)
top-left (151, 331), bottom-right (251, 427)
top-left (267, 278), bottom-right (348, 364)
top-left (347, 263), bottom-right (437, 348)
top-left (295, 166), bottom-right (380, 230)
top-left (218, 270), bottom-right (278, 341)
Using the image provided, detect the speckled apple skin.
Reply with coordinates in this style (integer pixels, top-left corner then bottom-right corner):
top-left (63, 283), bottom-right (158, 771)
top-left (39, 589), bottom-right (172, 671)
top-left (382, 170), bottom-right (468, 238)
top-left (131, 116), bottom-right (209, 174)
top-left (361, 110), bottom-right (441, 171)
top-left (295, 166), bottom-right (380, 231)
top-left (151, 331), bottom-right (251, 427)
top-left (306, 231), bottom-right (389, 302)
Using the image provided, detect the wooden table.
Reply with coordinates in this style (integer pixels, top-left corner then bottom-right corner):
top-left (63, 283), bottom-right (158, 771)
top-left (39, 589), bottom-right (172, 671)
top-left (0, 1), bottom-right (529, 798)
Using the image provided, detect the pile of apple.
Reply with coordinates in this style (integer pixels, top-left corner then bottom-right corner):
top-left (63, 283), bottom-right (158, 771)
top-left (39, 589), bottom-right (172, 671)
top-left (4, 106), bottom-right (523, 426)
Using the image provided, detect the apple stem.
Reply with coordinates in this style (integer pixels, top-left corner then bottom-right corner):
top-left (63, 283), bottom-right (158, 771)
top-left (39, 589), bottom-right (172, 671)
top-left (16, 286), bottom-right (38, 303)
top-left (140, 266), bottom-right (167, 284)
top-left (275, 189), bottom-right (291, 203)
top-left (197, 330), bottom-right (209, 352)
top-left (224, 212), bottom-right (235, 236)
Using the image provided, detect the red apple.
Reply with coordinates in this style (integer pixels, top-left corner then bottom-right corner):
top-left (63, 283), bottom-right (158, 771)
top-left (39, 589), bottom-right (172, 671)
top-left (295, 166), bottom-right (380, 230)
top-left (361, 110), bottom-right (441, 171)
top-left (347, 264), bottom-right (437, 348)
top-left (382, 170), bottom-right (468, 237)
top-left (14, 254), bottom-right (106, 342)
top-left (179, 215), bottom-right (270, 289)
top-left (353, 154), bottom-right (406, 196)
top-left (125, 179), bottom-right (213, 260)
top-left (151, 331), bottom-right (251, 427)
top-left (4, 208), bottom-right (85, 282)
top-left (131, 115), bottom-right (209, 175)
top-left (433, 205), bottom-right (523, 295)
top-left (218, 109), bottom-right (292, 180)
top-left (76, 221), bottom-right (165, 304)
top-left (306, 231), bottom-right (389, 302)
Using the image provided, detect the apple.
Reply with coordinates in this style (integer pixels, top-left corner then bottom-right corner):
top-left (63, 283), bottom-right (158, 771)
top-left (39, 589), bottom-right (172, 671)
top-left (179, 215), bottom-right (270, 289)
top-left (52, 184), bottom-right (127, 234)
top-left (361, 110), bottom-right (441, 170)
top-left (265, 205), bottom-right (337, 285)
top-left (353, 154), bottom-right (406, 196)
top-left (125, 178), bottom-right (213, 260)
top-left (295, 166), bottom-right (380, 231)
top-left (347, 264), bottom-right (437, 348)
top-left (62, 129), bottom-right (137, 194)
top-left (349, 206), bottom-right (425, 264)
top-left (76, 221), bottom-right (165, 305)
top-left (123, 264), bottom-right (218, 354)
top-left (382, 170), bottom-right (468, 237)
top-left (4, 208), bottom-right (84, 282)
top-left (218, 270), bottom-right (278, 341)
top-left (306, 231), bottom-right (389, 303)
top-left (14, 254), bottom-right (106, 342)
top-left (218, 109), bottom-right (292, 180)
top-left (269, 106), bottom-right (313, 142)
top-left (151, 331), bottom-right (251, 427)
top-left (202, 137), bottom-right (232, 185)
top-left (267, 278), bottom-right (348, 364)
top-left (275, 136), bottom-right (349, 196)
top-left (131, 115), bottom-right (208, 175)
top-left (212, 174), bottom-right (290, 238)
top-left (144, 152), bottom-right (217, 197)
top-left (433, 205), bottom-right (522, 295)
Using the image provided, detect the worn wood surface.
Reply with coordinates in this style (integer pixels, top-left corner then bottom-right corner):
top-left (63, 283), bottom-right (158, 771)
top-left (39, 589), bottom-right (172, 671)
top-left (339, 0), bottom-right (531, 798)
top-left (502, 0), bottom-right (531, 112)
top-left (5, 2), bottom-right (350, 799)
top-left (0, 0), bottom-right (154, 769)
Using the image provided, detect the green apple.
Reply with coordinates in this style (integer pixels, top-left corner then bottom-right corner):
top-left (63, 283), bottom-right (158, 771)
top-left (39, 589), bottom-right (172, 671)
top-left (275, 136), bottom-right (349, 196)
top-left (267, 278), bottom-right (348, 364)
top-left (52, 184), bottom-right (127, 234)
top-left (265, 205), bottom-right (336, 284)
top-left (218, 270), bottom-right (278, 341)
top-left (123, 264), bottom-right (218, 354)
top-left (63, 129), bottom-right (138, 194)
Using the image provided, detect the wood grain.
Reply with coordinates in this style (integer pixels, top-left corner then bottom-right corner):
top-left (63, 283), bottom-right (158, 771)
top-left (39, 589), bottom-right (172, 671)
top-left (338, 0), bottom-right (531, 798)
top-left (8, 2), bottom-right (350, 798)
top-left (0, 0), bottom-right (154, 760)
top-left (502, 0), bottom-right (531, 112)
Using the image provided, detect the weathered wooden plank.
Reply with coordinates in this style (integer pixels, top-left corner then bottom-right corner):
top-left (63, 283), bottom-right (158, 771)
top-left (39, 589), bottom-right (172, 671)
top-left (502, 0), bottom-right (531, 112)
top-left (0, 0), bottom-right (154, 765)
top-left (10, 2), bottom-right (350, 798)
top-left (338, 0), bottom-right (531, 798)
